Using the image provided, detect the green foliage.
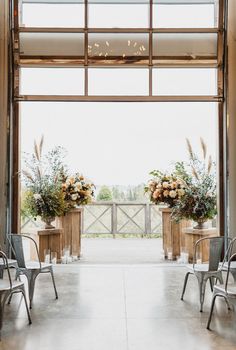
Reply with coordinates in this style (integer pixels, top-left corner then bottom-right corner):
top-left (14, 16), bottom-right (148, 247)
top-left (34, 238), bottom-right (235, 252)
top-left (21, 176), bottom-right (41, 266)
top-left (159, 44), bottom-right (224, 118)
top-left (22, 137), bottom-right (67, 220)
top-left (97, 186), bottom-right (113, 201)
top-left (171, 139), bottom-right (217, 222)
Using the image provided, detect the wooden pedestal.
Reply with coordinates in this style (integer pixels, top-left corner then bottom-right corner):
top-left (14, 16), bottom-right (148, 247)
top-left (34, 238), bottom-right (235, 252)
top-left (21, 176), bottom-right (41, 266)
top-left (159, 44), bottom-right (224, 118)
top-left (37, 228), bottom-right (63, 263)
top-left (160, 208), bottom-right (190, 260)
top-left (183, 227), bottom-right (218, 263)
top-left (56, 208), bottom-right (83, 258)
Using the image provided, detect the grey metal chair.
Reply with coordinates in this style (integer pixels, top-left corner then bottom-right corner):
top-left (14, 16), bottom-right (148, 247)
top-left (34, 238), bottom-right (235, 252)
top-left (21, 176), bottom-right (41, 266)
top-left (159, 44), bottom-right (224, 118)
top-left (207, 252), bottom-right (236, 330)
top-left (221, 237), bottom-right (236, 282)
top-left (0, 250), bottom-right (31, 339)
top-left (9, 234), bottom-right (58, 309)
top-left (181, 236), bottom-right (224, 312)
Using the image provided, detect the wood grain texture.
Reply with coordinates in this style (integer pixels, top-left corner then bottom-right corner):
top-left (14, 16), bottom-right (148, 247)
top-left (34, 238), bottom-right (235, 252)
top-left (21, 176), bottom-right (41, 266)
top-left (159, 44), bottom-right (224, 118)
top-left (56, 208), bottom-right (83, 257)
top-left (0, 1), bottom-right (9, 249)
top-left (183, 227), bottom-right (218, 263)
top-left (160, 208), bottom-right (190, 260)
top-left (37, 229), bottom-right (63, 262)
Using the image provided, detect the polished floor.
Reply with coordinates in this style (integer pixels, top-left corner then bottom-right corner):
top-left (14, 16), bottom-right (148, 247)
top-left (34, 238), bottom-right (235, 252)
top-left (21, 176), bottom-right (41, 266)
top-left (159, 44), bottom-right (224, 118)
top-left (1, 263), bottom-right (236, 350)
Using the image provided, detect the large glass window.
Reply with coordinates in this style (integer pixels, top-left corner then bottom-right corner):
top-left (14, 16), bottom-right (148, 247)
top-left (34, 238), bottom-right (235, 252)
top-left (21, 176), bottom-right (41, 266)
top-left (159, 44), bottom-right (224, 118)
top-left (88, 0), bottom-right (149, 28)
top-left (153, 2), bottom-right (217, 28)
top-left (20, 33), bottom-right (84, 57)
top-left (21, 2), bottom-right (85, 27)
top-left (152, 68), bottom-right (217, 96)
top-left (88, 68), bottom-right (149, 95)
top-left (88, 33), bottom-right (149, 64)
top-left (20, 68), bottom-right (84, 95)
top-left (153, 33), bottom-right (217, 62)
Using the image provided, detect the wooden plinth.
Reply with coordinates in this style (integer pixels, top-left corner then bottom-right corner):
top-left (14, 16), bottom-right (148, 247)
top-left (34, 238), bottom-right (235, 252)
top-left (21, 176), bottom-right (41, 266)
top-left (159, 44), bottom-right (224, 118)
top-left (183, 227), bottom-right (218, 262)
top-left (37, 228), bottom-right (63, 263)
top-left (56, 208), bottom-right (83, 258)
top-left (160, 208), bottom-right (190, 260)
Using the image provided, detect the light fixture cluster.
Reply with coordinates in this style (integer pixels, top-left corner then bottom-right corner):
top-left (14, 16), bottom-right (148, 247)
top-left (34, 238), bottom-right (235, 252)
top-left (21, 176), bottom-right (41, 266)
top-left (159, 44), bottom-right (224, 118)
top-left (88, 39), bottom-right (147, 59)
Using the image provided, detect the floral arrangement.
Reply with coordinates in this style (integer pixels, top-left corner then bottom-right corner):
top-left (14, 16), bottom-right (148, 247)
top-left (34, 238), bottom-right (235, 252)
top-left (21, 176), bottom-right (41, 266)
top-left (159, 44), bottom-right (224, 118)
top-left (62, 173), bottom-right (95, 209)
top-left (22, 137), bottom-right (95, 227)
top-left (22, 137), bottom-right (67, 227)
top-left (171, 138), bottom-right (217, 227)
top-left (145, 170), bottom-right (185, 208)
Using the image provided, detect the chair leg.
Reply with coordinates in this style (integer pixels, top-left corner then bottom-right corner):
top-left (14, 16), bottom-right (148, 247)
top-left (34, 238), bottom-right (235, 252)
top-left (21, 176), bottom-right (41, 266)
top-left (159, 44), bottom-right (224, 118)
top-left (196, 275), bottom-right (207, 312)
top-left (25, 271), bottom-right (38, 309)
top-left (181, 272), bottom-right (191, 301)
top-left (207, 293), bottom-right (218, 330)
top-left (49, 267), bottom-right (58, 299)
top-left (20, 286), bottom-right (32, 325)
top-left (224, 296), bottom-right (231, 311)
top-left (0, 293), bottom-right (10, 340)
top-left (7, 293), bottom-right (13, 305)
top-left (218, 272), bottom-right (224, 285)
top-left (209, 277), bottom-right (214, 292)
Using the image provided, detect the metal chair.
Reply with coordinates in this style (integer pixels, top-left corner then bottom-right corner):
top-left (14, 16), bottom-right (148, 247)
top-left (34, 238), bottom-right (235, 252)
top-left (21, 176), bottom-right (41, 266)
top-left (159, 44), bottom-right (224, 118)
top-left (9, 234), bottom-right (58, 309)
top-left (0, 250), bottom-right (31, 339)
top-left (221, 237), bottom-right (236, 282)
top-left (181, 236), bottom-right (224, 312)
top-left (207, 252), bottom-right (236, 330)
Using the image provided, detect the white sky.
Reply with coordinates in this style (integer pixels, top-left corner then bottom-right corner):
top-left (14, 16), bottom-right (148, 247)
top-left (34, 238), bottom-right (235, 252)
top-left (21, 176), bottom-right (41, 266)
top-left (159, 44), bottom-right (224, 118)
top-left (21, 102), bottom-right (217, 186)
top-left (20, 2), bottom-right (218, 187)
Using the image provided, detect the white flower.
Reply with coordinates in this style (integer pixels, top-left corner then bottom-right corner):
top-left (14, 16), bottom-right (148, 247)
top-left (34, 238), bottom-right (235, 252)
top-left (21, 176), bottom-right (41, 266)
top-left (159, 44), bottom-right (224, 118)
top-left (162, 182), bottom-right (169, 189)
top-left (75, 182), bottom-right (82, 190)
top-left (71, 194), bottom-right (78, 201)
top-left (33, 194), bottom-right (41, 200)
top-left (169, 190), bottom-right (177, 198)
top-left (177, 189), bottom-right (185, 197)
top-left (163, 190), bottom-right (169, 197)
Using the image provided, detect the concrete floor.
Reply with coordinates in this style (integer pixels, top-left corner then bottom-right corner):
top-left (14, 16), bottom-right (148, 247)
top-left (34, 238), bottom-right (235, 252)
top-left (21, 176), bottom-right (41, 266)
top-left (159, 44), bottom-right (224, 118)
top-left (1, 263), bottom-right (236, 350)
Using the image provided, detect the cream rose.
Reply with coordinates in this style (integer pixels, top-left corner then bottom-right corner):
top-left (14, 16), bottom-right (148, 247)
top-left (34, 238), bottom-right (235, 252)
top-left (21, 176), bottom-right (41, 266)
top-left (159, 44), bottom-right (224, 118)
top-left (177, 189), bottom-right (185, 197)
top-left (162, 182), bottom-right (169, 189)
top-left (169, 190), bottom-right (177, 198)
top-left (163, 190), bottom-right (169, 197)
top-left (71, 193), bottom-right (78, 201)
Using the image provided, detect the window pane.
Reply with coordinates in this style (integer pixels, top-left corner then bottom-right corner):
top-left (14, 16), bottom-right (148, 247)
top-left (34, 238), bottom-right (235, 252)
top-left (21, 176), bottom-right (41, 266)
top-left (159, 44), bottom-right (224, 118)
top-left (88, 69), bottom-right (149, 95)
top-left (21, 2), bottom-right (84, 28)
top-left (20, 33), bottom-right (84, 56)
top-left (152, 68), bottom-right (217, 96)
top-left (20, 68), bottom-right (84, 95)
top-left (153, 33), bottom-right (217, 61)
top-left (88, 33), bottom-right (149, 64)
top-left (88, 0), bottom-right (149, 28)
top-left (153, 3), bottom-right (217, 28)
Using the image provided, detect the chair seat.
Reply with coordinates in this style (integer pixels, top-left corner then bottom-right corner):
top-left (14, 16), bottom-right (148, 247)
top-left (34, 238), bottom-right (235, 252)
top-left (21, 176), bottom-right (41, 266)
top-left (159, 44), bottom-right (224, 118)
top-left (0, 258), bottom-right (17, 267)
top-left (214, 283), bottom-right (236, 297)
top-left (187, 264), bottom-right (210, 272)
top-left (24, 261), bottom-right (52, 270)
top-left (221, 261), bottom-right (236, 270)
top-left (0, 280), bottom-right (24, 292)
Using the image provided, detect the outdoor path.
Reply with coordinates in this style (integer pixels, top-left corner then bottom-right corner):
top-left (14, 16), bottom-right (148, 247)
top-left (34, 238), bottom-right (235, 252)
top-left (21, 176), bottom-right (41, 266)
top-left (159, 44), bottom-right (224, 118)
top-left (79, 238), bottom-right (164, 264)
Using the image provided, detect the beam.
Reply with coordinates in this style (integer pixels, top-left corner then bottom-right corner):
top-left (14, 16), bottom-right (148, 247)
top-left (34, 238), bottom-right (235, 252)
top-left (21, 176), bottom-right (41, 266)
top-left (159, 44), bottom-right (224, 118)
top-left (16, 95), bottom-right (222, 102)
top-left (0, 0), bottom-right (10, 248)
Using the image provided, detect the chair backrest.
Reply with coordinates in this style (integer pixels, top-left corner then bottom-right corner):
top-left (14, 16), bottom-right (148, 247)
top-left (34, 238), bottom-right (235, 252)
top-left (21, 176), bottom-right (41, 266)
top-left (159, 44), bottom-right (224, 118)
top-left (208, 237), bottom-right (224, 271)
top-left (0, 250), bottom-right (12, 289)
top-left (194, 236), bottom-right (224, 272)
top-left (9, 234), bottom-right (41, 269)
top-left (225, 252), bottom-right (236, 293)
top-left (9, 234), bottom-right (26, 268)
